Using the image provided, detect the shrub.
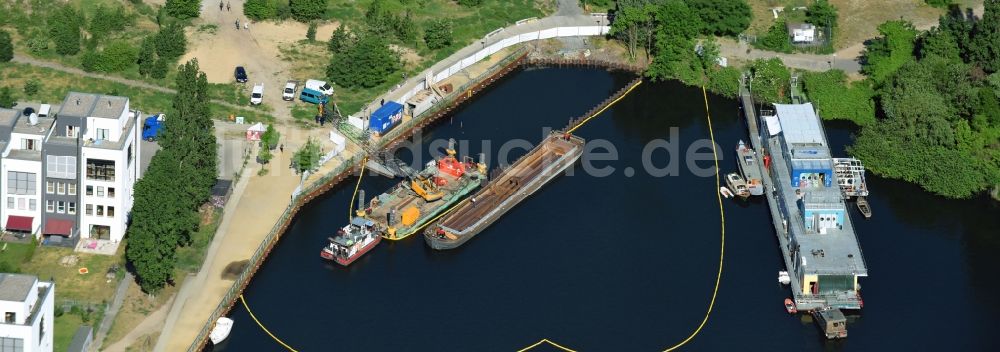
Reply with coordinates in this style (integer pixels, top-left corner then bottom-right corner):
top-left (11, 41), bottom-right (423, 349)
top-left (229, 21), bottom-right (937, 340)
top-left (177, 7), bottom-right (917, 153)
top-left (151, 58), bottom-right (170, 79)
top-left (89, 5), bottom-right (132, 40)
top-left (706, 66), bottom-right (742, 97)
top-left (48, 5), bottom-right (82, 56)
top-left (244, 0), bottom-right (278, 21)
top-left (306, 22), bottom-right (317, 41)
top-left (801, 70), bottom-right (876, 125)
top-left (99, 41), bottom-right (139, 72)
top-left (25, 36), bottom-right (49, 53)
top-left (327, 34), bottom-right (400, 88)
top-left (0, 30), bottom-right (11, 62)
top-left (424, 19), bottom-right (452, 50)
top-left (755, 18), bottom-right (794, 53)
top-left (327, 25), bottom-right (351, 53)
top-left (458, 0), bottom-right (483, 5)
top-left (0, 87), bottom-right (15, 109)
top-left (155, 24), bottom-right (187, 60)
top-left (289, 0), bottom-right (326, 22)
top-left (23, 79), bottom-right (40, 97)
top-left (164, 0), bottom-right (201, 19)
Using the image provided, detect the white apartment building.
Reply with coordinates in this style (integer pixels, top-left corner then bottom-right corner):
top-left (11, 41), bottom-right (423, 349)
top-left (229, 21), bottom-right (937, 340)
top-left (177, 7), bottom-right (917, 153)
top-left (0, 111), bottom-right (54, 236)
top-left (0, 274), bottom-right (54, 352)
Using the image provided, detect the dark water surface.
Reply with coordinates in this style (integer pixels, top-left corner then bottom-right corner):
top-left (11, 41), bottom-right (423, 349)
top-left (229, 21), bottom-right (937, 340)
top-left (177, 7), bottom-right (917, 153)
top-left (215, 68), bottom-right (1000, 351)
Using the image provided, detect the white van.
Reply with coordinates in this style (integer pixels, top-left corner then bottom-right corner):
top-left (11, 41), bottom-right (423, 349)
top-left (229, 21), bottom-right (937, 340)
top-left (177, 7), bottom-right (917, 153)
top-left (305, 79), bottom-right (334, 96)
top-left (250, 83), bottom-right (264, 105)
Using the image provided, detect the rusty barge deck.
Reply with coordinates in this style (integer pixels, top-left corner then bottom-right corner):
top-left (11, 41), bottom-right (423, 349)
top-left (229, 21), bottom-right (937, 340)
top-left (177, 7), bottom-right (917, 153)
top-left (424, 132), bottom-right (585, 249)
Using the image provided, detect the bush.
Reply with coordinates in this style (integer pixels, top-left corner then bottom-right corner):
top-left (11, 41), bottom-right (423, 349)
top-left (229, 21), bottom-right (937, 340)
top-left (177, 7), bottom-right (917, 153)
top-left (0, 30), bottom-right (11, 62)
top-left (328, 25), bottom-right (351, 53)
top-left (458, 0), bottom-right (483, 5)
top-left (89, 5), bottom-right (132, 40)
top-left (327, 34), bottom-right (400, 88)
top-left (23, 79), bottom-right (40, 97)
top-left (306, 22), bottom-right (317, 41)
top-left (80, 49), bottom-right (102, 72)
top-left (687, 0), bottom-right (751, 37)
top-left (99, 41), bottom-right (139, 72)
top-left (925, 0), bottom-right (951, 8)
top-left (748, 58), bottom-right (791, 103)
top-left (137, 38), bottom-right (156, 77)
top-left (155, 24), bottom-right (187, 60)
top-left (0, 87), bottom-right (15, 109)
top-left (244, 0), bottom-right (278, 21)
top-left (151, 58), bottom-right (170, 79)
top-left (25, 36), bottom-right (49, 53)
top-left (801, 70), bottom-right (876, 125)
top-left (164, 0), bottom-right (201, 20)
top-left (755, 19), bottom-right (794, 53)
top-left (706, 66), bottom-right (742, 97)
top-left (289, 0), bottom-right (326, 22)
top-left (48, 5), bottom-right (82, 56)
top-left (424, 19), bottom-right (452, 50)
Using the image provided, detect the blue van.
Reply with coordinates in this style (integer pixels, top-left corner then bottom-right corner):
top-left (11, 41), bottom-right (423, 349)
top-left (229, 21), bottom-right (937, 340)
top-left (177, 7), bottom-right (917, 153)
top-left (299, 87), bottom-right (329, 105)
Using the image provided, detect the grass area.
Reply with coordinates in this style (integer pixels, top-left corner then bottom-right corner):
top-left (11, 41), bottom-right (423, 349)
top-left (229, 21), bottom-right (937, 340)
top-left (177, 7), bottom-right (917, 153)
top-left (0, 241), bottom-right (37, 272)
top-left (54, 312), bottom-right (84, 352)
top-left (20, 246), bottom-right (122, 303)
top-left (0, 62), bottom-right (275, 123)
top-left (102, 279), bottom-right (177, 349)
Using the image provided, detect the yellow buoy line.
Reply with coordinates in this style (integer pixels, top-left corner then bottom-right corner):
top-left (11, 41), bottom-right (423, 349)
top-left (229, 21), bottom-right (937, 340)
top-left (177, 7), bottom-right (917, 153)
top-left (242, 81), bottom-right (723, 352)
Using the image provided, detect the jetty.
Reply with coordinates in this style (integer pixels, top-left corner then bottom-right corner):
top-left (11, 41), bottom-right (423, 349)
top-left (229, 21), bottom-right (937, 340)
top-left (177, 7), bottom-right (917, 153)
top-left (739, 77), bottom-right (868, 318)
top-left (424, 132), bottom-right (585, 249)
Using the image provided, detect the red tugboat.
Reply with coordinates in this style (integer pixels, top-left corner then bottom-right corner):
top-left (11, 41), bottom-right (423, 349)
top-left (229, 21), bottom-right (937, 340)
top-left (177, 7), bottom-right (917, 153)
top-left (320, 217), bottom-right (381, 266)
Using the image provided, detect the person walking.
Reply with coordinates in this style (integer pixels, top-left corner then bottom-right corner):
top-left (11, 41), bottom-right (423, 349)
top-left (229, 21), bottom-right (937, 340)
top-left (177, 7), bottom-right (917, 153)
top-left (244, 21), bottom-right (249, 31)
top-left (236, 19), bottom-right (240, 30)
top-left (227, 2), bottom-right (231, 11)
top-left (219, 1), bottom-right (223, 11)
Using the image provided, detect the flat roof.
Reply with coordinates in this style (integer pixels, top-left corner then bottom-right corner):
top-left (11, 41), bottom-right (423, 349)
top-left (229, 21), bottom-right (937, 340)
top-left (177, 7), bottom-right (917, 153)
top-left (775, 103), bottom-right (827, 147)
top-left (13, 115), bottom-right (55, 136)
top-left (0, 108), bottom-right (20, 127)
top-left (0, 273), bottom-right (36, 302)
top-left (59, 92), bottom-right (127, 120)
top-left (83, 114), bottom-right (135, 151)
top-left (6, 149), bottom-right (41, 161)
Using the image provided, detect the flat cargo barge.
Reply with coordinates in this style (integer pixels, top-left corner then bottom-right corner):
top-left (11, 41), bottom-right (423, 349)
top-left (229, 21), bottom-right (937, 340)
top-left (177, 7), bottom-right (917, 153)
top-left (424, 132), bottom-right (585, 249)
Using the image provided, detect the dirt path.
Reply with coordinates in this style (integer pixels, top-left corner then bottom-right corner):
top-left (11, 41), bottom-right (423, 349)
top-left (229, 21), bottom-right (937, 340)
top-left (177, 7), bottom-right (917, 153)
top-left (102, 294), bottom-right (176, 352)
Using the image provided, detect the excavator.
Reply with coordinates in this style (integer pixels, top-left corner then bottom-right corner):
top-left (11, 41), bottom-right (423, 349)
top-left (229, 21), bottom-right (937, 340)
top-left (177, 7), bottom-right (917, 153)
top-left (410, 175), bottom-right (444, 201)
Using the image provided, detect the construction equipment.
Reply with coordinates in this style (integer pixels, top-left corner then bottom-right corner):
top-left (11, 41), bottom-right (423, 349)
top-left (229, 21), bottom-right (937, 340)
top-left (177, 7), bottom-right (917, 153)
top-left (409, 176), bottom-right (443, 201)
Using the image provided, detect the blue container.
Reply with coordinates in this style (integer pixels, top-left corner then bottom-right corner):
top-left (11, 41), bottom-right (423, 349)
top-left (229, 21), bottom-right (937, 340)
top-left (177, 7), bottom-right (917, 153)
top-left (369, 101), bottom-right (404, 134)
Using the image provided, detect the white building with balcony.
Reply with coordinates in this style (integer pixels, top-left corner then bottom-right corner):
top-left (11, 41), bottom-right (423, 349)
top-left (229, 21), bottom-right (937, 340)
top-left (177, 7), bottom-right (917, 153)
top-left (0, 111), bottom-right (55, 236)
top-left (0, 274), bottom-right (54, 352)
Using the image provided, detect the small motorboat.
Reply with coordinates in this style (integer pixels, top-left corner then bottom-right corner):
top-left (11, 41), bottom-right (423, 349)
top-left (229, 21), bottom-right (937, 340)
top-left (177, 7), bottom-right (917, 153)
top-left (784, 298), bottom-right (797, 314)
top-left (856, 196), bottom-right (872, 219)
top-left (725, 172), bottom-right (750, 198)
top-left (719, 186), bottom-right (734, 199)
top-left (209, 317), bottom-right (234, 344)
top-left (778, 271), bottom-right (791, 285)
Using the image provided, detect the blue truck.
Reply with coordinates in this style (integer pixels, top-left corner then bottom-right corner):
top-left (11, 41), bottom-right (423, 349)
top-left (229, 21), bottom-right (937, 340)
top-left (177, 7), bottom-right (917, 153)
top-left (142, 114), bottom-right (165, 141)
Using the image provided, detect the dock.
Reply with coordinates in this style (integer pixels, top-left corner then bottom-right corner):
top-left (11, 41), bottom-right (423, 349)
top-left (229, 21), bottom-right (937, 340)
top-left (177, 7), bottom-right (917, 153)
top-left (739, 76), bottom-right (868, 313)
top-left (425, 132), bottom-right (585, 249)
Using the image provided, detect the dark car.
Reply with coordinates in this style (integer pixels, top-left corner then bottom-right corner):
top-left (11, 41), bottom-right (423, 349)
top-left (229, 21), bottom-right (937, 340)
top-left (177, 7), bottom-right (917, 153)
top-left (235, 66), bottom-right (248, 83)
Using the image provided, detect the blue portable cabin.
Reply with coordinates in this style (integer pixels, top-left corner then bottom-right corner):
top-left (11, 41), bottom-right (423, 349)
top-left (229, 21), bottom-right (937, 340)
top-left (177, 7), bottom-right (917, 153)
top-left (299, 87), bottom-right (329, 105)
top-left (369, 101), bottom-right (404, 134)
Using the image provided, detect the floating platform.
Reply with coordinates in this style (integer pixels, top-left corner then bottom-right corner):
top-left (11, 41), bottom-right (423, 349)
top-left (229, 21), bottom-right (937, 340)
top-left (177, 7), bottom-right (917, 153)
top-left (424, 132), bottom-right (585, 249)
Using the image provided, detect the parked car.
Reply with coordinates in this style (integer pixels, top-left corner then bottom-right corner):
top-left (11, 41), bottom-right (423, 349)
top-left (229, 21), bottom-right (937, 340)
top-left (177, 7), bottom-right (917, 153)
top-left (235, 66), bottom-right (248, 83)
top-left (250, 83), bottom-right (264, 105)
top-left (142, 113), bottom-right (166, 141)
top-left (305, 79), bottom-right (334, 96)
top-left (282, 81), bottom-right (297, 101)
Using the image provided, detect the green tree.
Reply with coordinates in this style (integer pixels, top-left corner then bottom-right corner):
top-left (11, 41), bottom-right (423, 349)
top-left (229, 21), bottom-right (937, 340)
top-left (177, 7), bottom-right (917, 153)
top-left (0, 87), bottom-right (14, 108)
top-left (164, 0), bottom-right (201, 20)
top-left (306, 22), bottom-right (317, 41)
top-left (289, 0), bottom-right (326, 22)
top-left (0, 30), bottom-right (12, 62)
top-left (161, 59), bottom-right (218, 208)
top-left (151, 58), bottom-right (170, 79)
top-left (862, 20), bottom-right (918, 84)
top-left (327, 34), bottom-right (400, 88)
top-left (801, 70), bottom-right (876, 125)
top-left (686, 0), bottom-right (751, 37)
top-left (137, 37), bottom-right (157, 77)
top-left (806, 0), bottom-right (838, 28)
top-left (328, 25), bottom-right (351, 53)
top-left (292, 138), bottom-right (321, 173)
top-left (89, 5), bottom-right (132, 41)
top-left (48, 5), bottom-right (82, 56)
top-left (647, 0), bottom-right (702, 82)
top-left (23, 79), bottom-right (40, 97)
top-left (609, 3), bottom-right (656, 60)
top-left (261, 124), bottom-right (280, 149)
top-left (244, 0), bottom-right (278, 20)
top-left (258, 146), bottom-right (272, 165)
top-left (755, 18), bottom-right (794, 53)
top-left (423, 19), bottom-right (452, 50)
top-left (96, 41), bottom-right (139, 72)
top-left (394, 11), bottom-right (416, 43)
top-left (970, 0), bottom-right (1000, 72)
top-left (748, 58), bottom-right (790, 103)
top-left (919, 26), bottom-right (963, 62)
top-left (155, 23), bottom-right (187, 60)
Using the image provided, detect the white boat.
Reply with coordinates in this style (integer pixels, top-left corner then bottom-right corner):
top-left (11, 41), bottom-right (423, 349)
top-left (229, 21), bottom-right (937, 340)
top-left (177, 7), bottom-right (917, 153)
top-left (209, 317), bottom-right (234, 345)
top-left (725, 172), bottom-right (750, 198)
top-left (719, 186), bottom-right (734, 199)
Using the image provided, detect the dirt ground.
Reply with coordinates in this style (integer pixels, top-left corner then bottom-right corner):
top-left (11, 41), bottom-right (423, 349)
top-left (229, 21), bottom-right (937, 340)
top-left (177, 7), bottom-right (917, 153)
top-left (181, 0), bottom-right (340, 122)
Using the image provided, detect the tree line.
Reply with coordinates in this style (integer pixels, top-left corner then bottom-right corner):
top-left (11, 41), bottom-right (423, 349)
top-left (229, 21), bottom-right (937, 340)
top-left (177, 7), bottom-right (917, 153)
top-left (126, 59), bottom-right (218, 293)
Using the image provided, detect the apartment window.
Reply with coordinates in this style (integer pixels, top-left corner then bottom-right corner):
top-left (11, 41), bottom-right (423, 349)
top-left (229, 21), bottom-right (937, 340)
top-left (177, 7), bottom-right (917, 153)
top-left (107, 206), bottom-right (115, 217)
top-left (3, 312), bottom-right (13, 323)
top-left (66, 125), bottom-right (77, 138)
top-left (20, 138), bottom-right (38, 150)
top-left (5, 198), bottom-right (11, 209)
top-left (86, 185), bottom-right (94, 196)
top-left (46, 181), bottom-right (54, 194)
top-left (28, 199), bottom-right (36, 211)
top-left (86, 204), bottom-right (93, 216)
top-left (86, 159), bottom-right (115, 181)
top-left (46, 156), bottom-right (77, 179)
top-left (68, 202), bottom-right (76, 215)
top-left (69, 183), bottom-right (77, 195)
top-left (108, 187), bottom-right (116, 198)
top-left (7, 171), bottom-right (36, 195)
top-left (57, 201), bottom-right (65, 214)
top-left (96, 205), bottom-right (104, 216)
top-left (46, 200), bottom-right (54, 213)
top-left (57, 182), bottom-right (66, 195)
top-left (127, 143), bottom-right (134, 167)
top-left (0, 336), bottom-right (24, 352)
top-left (97, 186), bottom-right (105, 197)
top-left (17, 198), bottom-right (25, 210)
top-left (96, 128), bottom-right (109, 140)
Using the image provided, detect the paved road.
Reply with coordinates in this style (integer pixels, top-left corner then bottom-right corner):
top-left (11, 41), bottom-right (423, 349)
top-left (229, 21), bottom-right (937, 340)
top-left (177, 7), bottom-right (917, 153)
top-left (11, 54), bottom-right (263, 113)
